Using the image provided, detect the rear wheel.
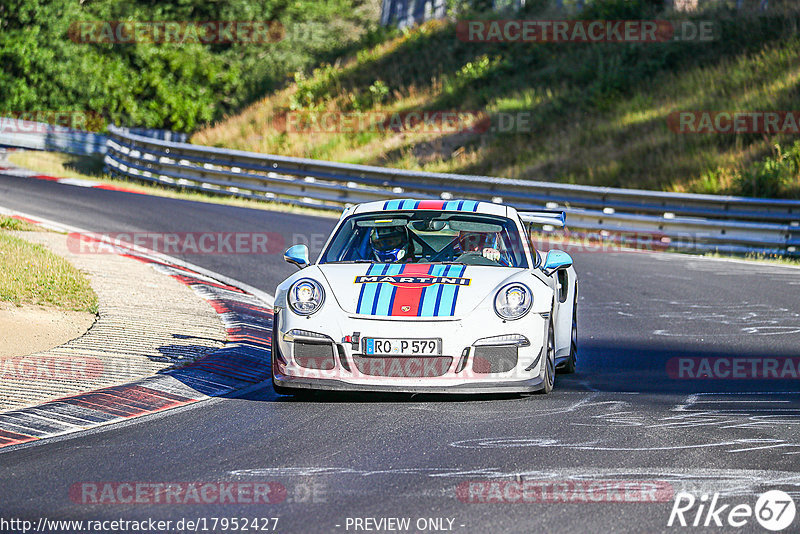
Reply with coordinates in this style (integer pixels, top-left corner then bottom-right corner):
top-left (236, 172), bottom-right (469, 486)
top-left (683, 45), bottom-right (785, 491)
top-left (537, 321), bottom-right (556, 394)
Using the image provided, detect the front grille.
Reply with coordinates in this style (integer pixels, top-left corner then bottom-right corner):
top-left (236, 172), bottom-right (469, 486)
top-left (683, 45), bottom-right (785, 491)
top-left (294, 342), bottom-right (336, 370)
top-left (353, 356), bottom-right (453, 377)
top-left (472, 345), bottom-right (518, 374)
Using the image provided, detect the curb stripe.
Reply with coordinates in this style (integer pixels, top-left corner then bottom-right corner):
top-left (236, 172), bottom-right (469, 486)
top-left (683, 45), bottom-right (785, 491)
top-left (0, 430), bottom-right (37, 447)
top-left (4, 168), bottom-right (145, 195)
top-left (0, 215), bottom-right (275, 451)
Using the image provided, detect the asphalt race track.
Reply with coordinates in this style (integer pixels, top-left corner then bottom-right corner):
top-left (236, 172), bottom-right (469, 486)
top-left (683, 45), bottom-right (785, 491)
top-left (1, 172), bottom-right (799, 533)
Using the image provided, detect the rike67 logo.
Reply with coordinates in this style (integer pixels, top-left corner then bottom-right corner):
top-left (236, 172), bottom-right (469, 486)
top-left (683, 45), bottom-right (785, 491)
top-left (668, 490), bottom-right (796, 531)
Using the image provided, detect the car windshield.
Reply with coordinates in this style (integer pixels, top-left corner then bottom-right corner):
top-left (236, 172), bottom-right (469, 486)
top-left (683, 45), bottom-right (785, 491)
top-left (319, 211), bottom-right (528, 268)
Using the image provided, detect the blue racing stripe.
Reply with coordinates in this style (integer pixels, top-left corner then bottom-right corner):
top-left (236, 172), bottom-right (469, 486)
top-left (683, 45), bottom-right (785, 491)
top-left (448, 265), bottom-right (466, 315)
top-left (373, 264), bottom-right (402, 315)
top-left (366, 264), bottom-right (391, 315)
top-left (432, 283), bottom-right (445, 316)
top-left (399, 199), bottom-right (416, 210)
top-left (462, 200), bottom-right (479, 212)
top-left (360, 280), bottom-right (379, 315)
top-left (417, 264), bottom-right (439, 316)
top-left (437, 268), bottom-right (458, 316)
top-left (431, 265), bottom-right (453, 316)
top-left (384, 199), bottom-right (402, 210)
top-left (358, 264), bottom-right (386, 314)
top-left (443, 200), bottom-right (460, 211)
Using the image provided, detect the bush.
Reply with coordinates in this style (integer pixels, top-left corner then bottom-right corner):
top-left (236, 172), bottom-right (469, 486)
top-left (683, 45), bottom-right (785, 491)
top-left (0, 0), bottom-right (378, 132)
top-left (734, 142), bottom-right (800, 198)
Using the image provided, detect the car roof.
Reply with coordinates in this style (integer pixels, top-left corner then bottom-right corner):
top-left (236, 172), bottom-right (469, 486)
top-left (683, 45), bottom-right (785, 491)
top-left (347, 199), bottom-right (513, 218)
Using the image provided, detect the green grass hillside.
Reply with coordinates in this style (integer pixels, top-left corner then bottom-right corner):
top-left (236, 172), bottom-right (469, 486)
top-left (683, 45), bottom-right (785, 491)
top-left (1, 0), bottom-right (379, 132)
top-left (194, 2), bottom-right (800, 198)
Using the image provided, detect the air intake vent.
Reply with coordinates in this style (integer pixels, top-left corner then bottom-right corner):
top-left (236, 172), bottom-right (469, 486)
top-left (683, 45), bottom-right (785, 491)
top-left (472, 345), bottom-right (518, 374)
top-left (294, 342), bottom-right (335, 370)
top-left (353, 356), bottom-right (452, 377)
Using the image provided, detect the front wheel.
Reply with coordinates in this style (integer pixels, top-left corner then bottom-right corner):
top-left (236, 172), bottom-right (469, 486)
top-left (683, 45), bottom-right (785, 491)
top-left (271, 319), bottom-right (314, 398)
top-left (272, 379), bottom-right (315, 398)
top-left (560, 294), bottom-right (578, 374)
top-left (537, 321), bottom-right (556, 394)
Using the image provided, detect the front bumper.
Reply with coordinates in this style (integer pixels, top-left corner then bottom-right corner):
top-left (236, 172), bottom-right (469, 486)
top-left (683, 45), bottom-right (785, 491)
top-left (272, 305), bottom-right (548, 393)
top-left (272, 374), bottom-right (546, 394)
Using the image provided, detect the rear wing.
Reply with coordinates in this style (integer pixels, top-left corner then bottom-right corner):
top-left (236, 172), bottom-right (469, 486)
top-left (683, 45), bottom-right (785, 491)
top-left (519, 210), bottom-right (566, 228)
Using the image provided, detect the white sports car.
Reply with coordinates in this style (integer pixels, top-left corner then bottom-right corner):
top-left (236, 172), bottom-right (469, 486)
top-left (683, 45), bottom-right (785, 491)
top-left (271, 199), bottom-right (578, 395)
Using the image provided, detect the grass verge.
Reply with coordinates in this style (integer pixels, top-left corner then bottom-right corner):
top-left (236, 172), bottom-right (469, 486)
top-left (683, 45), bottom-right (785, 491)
top-left (0, 216), bottom-right (38, 232)
top-left (701, 251), bottom-right (800, 267)
top-left (0, 224), bottom-right (99, 313)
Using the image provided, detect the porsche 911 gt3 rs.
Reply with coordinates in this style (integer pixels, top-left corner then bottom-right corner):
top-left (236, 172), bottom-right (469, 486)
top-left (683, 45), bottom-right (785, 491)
top-left (271, 199), bottom-right (578, 394)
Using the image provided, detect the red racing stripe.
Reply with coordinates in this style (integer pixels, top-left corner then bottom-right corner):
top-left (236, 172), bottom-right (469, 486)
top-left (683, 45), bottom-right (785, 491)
top-left (416, 200), bottom-right (446, 210)
top-left (389, 264), bottom-right (433, 317)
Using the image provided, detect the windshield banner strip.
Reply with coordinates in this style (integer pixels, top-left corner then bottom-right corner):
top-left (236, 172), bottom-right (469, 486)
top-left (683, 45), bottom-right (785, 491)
top-left (382, 200), bottom-right (479, 212)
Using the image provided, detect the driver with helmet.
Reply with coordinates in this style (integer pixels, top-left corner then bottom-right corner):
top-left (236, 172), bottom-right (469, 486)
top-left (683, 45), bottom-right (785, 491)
top-left (456, 231), bottom-right (505, 264)
top-left (369, 225), bottom-right (414, 262)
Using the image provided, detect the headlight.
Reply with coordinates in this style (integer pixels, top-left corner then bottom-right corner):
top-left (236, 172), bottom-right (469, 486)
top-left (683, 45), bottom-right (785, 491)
top-left (494, 283), bottom-right (532, 320)
top-left (288, 279), bottom-right (325, 316)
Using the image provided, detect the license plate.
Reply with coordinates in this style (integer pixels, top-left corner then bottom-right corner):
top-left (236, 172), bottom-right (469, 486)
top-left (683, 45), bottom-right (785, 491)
top-left (364, 338), bottom-right (441, 356)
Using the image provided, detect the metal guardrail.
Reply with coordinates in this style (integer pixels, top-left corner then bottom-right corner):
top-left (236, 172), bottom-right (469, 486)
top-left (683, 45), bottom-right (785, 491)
top-left (0, 120), bottom-right (107, 156)
top-left (0, 119), bottom-right (188, 157)
top-left (105, 125), bottom-right (800, 257)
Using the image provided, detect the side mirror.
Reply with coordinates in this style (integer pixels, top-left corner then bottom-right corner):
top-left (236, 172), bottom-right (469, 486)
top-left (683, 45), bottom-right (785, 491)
top-left (542, 250), bottom-right (573, 276)
top-left (284, 244), bottom-right (309, 269)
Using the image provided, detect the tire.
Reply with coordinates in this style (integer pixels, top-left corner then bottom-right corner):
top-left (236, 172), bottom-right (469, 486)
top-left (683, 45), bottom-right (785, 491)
top-left (271, 335), bottom-right (291, 396)
top-left (560, 294), bottom-right (578, 374)
top-left (271, 319), bottom-right (316, 398)
top-left (537, 321), bottom-right (556, 394)
top-left (272, 379), bottom-right (296, 396)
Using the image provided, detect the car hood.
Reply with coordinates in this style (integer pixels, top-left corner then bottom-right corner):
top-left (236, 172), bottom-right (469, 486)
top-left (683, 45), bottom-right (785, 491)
top-left (316, 263), bottom-right (525, 318)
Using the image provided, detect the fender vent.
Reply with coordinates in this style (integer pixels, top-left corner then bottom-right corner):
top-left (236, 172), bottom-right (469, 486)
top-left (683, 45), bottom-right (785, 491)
top-left (472, 345), bottom-right (518, 374)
